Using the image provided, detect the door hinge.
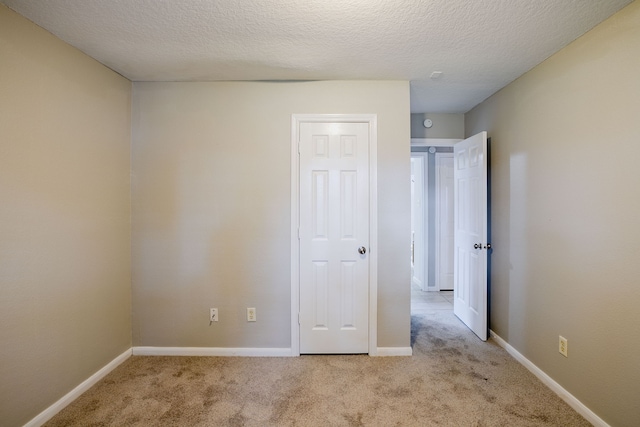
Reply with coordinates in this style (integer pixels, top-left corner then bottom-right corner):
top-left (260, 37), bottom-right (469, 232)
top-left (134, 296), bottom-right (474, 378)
top-left (298, 313), bottom-right (301, 325)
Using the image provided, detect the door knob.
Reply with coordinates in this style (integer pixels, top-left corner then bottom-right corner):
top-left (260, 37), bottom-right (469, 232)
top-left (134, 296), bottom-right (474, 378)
top-left (473, 243), bottom-right (481, 249)
top-left (358, 246), bottom-right (367, 255)
top-left (484, 243), bottom-right (492, 250)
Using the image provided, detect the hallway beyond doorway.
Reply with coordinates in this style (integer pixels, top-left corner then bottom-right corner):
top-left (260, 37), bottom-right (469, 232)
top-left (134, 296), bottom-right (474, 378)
top-left (411, 284), bottom-right (453, 315)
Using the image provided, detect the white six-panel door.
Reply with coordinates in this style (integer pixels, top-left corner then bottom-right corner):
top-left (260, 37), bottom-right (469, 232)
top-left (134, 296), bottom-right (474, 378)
top-left (299, 121), bottom-right (370, 354)
top-left (453, 132), bottom-right (488, 341)
top-left (435, 153), bottom-right (454, 291)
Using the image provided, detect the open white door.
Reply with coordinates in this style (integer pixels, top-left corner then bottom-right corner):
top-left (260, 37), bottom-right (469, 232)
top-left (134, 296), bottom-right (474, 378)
top-left (453, 132), bottom-right (489, 341)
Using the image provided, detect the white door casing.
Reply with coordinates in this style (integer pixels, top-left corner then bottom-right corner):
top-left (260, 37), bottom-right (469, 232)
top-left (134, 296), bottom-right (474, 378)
top-left (291, 114), bottom-right (377, 355)
top-left (453, 132), bottom-right (489, 341)
top-left (435, 153), bottom-right (454, 291)
top-left (410, 156), bottom-right (426, 291)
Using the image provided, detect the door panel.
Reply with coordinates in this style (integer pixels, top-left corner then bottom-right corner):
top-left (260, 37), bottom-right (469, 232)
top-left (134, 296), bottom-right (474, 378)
top-left (454, 132), bottom-right (488, 341)
top-left (299, 122), bottom-right (369, 354)
top-left (435, 154), bottom-right (454, 290)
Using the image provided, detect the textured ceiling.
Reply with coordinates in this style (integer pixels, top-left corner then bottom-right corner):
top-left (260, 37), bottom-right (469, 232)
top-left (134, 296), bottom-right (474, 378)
top-left (2, 0), bottom-right (632, 113)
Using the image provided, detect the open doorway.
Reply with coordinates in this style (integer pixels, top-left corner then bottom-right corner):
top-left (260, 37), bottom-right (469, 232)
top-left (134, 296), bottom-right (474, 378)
top-left (410, 140), bottom-right (460, 315)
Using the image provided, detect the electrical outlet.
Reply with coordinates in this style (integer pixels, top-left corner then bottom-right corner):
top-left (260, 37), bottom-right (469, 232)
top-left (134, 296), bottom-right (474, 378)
top-left (210, 308), bottom-right (218, 322)
top-left (559, 335), bottom-right (568, 357)
top-left (247, 307), bottom-right (256, 322)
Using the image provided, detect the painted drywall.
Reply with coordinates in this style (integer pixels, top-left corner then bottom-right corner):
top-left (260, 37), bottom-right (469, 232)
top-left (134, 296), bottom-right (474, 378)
top-left (131, 81), bottom-right (411, 350)
top-left (0, 5), bottom-right (132, 426)
top-left (411, 113), bottom-right (464, 139)
top-left (466, 2), bottom-right (640, 426)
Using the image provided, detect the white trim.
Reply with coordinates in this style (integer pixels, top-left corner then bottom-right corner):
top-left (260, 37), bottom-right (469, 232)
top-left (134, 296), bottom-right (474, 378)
top-left (290, 116), bottom-right (301, 356)
top-left (368, 115), bottom-right (379, 356)
top-left (410, 152), bottom-right (429, 291)
top-left (490, 330), bottom-right (610, 427)
top-left (24, 348), bottom-right (132, 427)
top-left (291, 114), bottom-right (378, 356)
top-left (411, 138), bottom-right (461, 147)
top-left (375, 347), bottom-right (413, 357)
top-left (410, 154), bottom-right (426, 291)
top-left (132, 347), bottom-right (293, 357)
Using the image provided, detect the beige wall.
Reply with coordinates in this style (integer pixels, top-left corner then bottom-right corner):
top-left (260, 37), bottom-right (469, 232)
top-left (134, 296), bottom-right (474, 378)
top-left (132, 81), bottom-right (411, 349)
top-left (411, 113), bottom-right (464, 139)
top-left (466, 2), bottom-right (640, 426)
top-left (0, 5), bottom-right (132, 426)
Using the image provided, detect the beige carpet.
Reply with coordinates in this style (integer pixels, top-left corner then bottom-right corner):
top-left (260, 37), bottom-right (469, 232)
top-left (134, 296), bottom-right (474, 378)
top-left (45, 311), bottom-right (590, 426)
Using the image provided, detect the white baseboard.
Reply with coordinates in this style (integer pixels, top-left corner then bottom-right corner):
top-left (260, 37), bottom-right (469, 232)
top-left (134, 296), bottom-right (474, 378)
top-left (132, 346), bottom-right (294, 357)
top-left (375, 347), bottom-right (413, 356)
top-left (489, 330), bottom-right (610, 427)
top-left (24, 348), bottom-right (132, 427)
top-left (133, 346), bottom-right (412, 357)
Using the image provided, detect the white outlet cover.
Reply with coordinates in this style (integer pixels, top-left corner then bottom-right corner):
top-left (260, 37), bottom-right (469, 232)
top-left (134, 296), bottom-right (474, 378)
top-left (559, 336), bottom-right (568, 357)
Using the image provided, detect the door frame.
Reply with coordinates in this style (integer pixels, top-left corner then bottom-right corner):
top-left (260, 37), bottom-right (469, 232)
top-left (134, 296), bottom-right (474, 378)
top-left (410, 139), bottom-right (460, 293)
top-left (410, 153), bottom-right (428, 291)
top-left (290, 114), bottom-right (378, 356)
